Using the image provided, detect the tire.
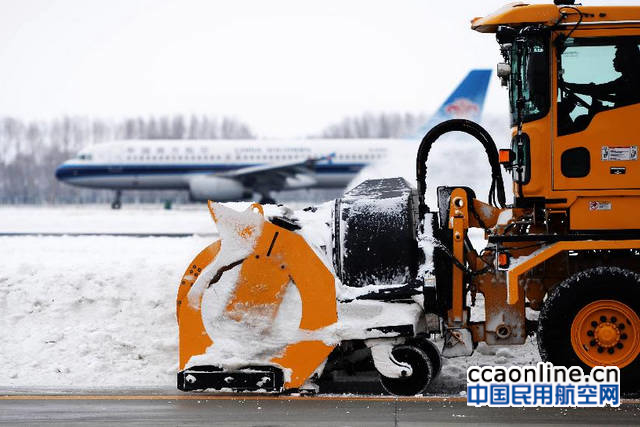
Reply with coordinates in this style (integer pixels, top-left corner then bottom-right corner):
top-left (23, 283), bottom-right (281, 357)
top-left (412, 335), bottom-right (442, 376)
top-left (537, 266), bottom-right (640, 390)
top-left (379, 345), bottom-right (434, 396)
top-left (111, 200), bottom-right (122, 209)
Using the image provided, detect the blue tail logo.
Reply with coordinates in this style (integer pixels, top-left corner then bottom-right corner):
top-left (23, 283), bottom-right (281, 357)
top-left (444, 98), bottom-right (481, 118)
top-left (411, 69), bottom-right (492, 139)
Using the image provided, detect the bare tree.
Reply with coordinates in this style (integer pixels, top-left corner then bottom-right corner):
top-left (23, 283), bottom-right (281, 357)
top-left (319, 112), bottom-right (430, 139)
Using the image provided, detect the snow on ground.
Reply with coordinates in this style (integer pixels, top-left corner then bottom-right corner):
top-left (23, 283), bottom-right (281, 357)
top-left (0, 234), bottom-right (210, 388)
top-left (0, 204), bottom-right (213, 234)
top-left (0, 203), bottom-right (541, 393)
top-left (430, 337), bottom-right (541, 395)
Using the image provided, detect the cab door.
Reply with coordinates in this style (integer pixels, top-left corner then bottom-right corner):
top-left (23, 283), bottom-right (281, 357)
top-left (553, 33), bottom-right (640, 191)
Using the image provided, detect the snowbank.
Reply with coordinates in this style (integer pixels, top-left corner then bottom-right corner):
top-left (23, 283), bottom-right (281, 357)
top-left (0, 235), bottom-right (209, 388)
top-left (0, 206), bottom-right (540, 393)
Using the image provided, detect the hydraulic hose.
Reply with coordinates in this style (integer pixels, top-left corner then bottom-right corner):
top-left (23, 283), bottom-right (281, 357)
top-left (416, 119), bottom-right (506, 219)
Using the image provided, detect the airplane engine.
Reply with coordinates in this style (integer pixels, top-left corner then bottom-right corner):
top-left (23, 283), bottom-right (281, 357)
top-left (188, 176), bottom-right (251, 202)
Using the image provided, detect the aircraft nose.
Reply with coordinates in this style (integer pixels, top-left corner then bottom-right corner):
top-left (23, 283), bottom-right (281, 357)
top-left (55, 164), bottom-right (68, 181)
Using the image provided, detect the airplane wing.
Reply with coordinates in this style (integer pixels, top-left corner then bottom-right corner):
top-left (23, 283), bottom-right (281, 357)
top-left (216, 154), bottom-right (333, 190)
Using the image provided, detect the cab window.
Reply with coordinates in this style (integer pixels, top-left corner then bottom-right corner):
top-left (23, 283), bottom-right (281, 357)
top-left (557, 37), bottom-right (640, 136)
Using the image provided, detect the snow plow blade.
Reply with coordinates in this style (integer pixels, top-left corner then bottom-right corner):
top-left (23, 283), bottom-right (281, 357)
top-left (176, 201), bottom-right (338, 392)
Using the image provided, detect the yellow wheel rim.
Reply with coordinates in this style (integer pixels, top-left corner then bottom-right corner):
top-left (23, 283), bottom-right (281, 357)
top-left (571, 299), bottom-right (640, 369)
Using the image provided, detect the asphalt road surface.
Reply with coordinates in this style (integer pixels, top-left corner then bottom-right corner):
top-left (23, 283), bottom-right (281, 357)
top-left (2, 395), bottom-right (640, 426)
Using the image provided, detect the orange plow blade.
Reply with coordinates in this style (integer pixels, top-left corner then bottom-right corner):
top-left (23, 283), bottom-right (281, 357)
top-left (176, 202), bottom-right (337, 392)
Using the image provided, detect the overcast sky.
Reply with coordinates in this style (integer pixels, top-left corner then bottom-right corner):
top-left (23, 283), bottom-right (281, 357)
top-left (1, 0), bottom-right (639, 137)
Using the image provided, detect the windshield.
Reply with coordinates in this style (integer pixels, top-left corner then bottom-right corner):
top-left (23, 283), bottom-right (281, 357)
top-left (509, 36), bottom-right (550, 126)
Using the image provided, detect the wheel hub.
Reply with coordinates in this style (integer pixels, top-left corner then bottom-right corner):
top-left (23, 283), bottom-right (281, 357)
top-left (594, 322), bottom-right (620, 348)
top-left (571, 299), bottom-right (640, 368)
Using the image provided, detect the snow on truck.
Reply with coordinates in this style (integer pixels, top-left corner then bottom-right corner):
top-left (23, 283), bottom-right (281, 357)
top-left (175, 1), bottom-right (640, 395)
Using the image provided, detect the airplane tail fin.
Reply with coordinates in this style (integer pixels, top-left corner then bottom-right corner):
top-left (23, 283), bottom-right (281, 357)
top-left (411, 69), bottom-right (492, 139)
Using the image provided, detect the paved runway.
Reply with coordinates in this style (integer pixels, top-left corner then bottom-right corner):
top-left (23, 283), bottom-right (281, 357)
top-left (2, 395), bottom-right (640, 426)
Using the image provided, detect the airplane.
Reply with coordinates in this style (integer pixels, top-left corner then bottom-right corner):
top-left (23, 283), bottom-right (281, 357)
top-left (55, 69), bottom-right (492, 209)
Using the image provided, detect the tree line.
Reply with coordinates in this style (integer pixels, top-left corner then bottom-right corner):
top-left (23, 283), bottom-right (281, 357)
top-left (319, 112), bottom-right (430, 139)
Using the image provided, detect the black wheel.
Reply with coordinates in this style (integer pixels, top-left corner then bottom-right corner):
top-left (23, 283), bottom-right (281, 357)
top-left (538, 267), bottom-right (640, 391)
top-left (411, 335), bottom-right (442, 376)
top-left (379, 345), bottom-right (434, 396)
top-left (111, 200), bottom-right (122, 209)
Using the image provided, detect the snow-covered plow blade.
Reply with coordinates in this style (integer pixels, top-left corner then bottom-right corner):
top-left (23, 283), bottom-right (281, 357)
top-left (176, 179), bottom-right (443, 395)
top-left (176, 201), bottom-right (338, 392)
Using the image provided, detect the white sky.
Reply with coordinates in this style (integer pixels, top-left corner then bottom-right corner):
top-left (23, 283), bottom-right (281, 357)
top-left (1, 0), bottom-right (639, 137)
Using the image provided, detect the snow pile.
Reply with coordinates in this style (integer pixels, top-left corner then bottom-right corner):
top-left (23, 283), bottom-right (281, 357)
top-left (287, 202), bottom-right (335, 269)
top-left (432, 337), bottom-right (540, 394)
top-left (0, 234), bottom-right (210, 388)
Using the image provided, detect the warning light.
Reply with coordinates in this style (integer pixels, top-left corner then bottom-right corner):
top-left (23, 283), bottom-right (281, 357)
top-left (499, 149), bottom-right (515, 165)
top-left (498, 252), bottom-right (510, 269)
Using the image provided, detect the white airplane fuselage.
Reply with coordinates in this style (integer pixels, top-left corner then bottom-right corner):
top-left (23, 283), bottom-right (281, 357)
top-left (55, 138), bottom-right (397, 200)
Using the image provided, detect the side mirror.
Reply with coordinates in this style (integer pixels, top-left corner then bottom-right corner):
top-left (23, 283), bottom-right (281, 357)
top-left (496, 25), bottom-right (517, 45)
top-left (497, 63), bottom-right (511, 78)
top-left (497, 63), bottom-right (511, 87)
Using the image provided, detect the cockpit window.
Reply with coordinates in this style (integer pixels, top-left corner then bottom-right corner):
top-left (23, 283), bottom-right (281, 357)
top-left (76, 153), bottom-right (93, 160)
top-left (557, 37), bottom-right (640, 136)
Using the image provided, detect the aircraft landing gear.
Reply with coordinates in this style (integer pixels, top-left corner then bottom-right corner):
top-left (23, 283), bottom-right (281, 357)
top-left (111, 190), bottom-right (122, 209)
top-left (259, 196), bottom-right (277, 205)
top-left (257, 190), bottom-right (276, 205)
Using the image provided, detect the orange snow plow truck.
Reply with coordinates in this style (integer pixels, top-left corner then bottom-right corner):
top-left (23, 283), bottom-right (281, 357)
top-left (176, 1), bottom-right (640, 395)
